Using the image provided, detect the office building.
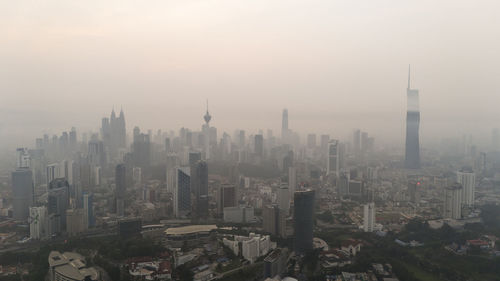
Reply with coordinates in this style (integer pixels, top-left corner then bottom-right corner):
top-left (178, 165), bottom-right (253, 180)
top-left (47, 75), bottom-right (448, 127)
top-left (174, 167), bottom-right (191, 218)
top-left (83, 192), bottom-right (94, 228)
top-left (217, 184), bottom-right (237, 215)
top-left (48, 179), bottom-right (70, 233)
top-left (12, 168), bottom-right (34, 220)
top-left (190, 160), bottom-right (208, 219)
top-left (263, 205), bottom-right (286, 238)
top-left (294, 190), bottom-right (315, 254)
top-left (405, 66), bottom-right (421, 169)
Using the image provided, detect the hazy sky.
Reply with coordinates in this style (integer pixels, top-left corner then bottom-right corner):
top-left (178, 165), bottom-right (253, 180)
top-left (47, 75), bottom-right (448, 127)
top-left (1, 0), bottom-right (499, 148)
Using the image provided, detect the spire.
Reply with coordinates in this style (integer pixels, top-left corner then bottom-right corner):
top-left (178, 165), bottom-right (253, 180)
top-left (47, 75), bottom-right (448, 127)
top-left (111, 106), bottom-right (116, 120)
top-left (204, 99), bottom-right (212, 125)
top-left (407, 64), bottom-right (411, 90)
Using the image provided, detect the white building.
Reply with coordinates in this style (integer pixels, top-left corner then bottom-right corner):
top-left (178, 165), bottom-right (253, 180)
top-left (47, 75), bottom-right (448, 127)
top-left (444, 183), bottom-right (463, 219)
top-left (30, 206), bottom-right (48, 240)
top-left (457, 169), bottom-right (475, 206)
top-left (363, 203), bottom-right (375, 232)
top-left (223, 233), bottom-right (274, 263)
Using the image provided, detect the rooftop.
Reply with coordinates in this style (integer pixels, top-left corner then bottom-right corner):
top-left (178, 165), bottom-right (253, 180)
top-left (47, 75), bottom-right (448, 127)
top-left (165, 224), bottom-right (217, 236)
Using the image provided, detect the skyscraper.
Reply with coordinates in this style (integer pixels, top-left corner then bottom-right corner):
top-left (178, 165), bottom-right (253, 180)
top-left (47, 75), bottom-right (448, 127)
top-left (405, 66), bottom-right (421, 169)
top-left (281, 109), bottom-right (288, 142)
top-left (363, 202), bottom-right (375, 232)
top-left (48, 179), bottom-right (70, 233)
top-left (217, 184), bottom-right (237, 215)
top-left (12, 168), bottom-right (34, 220)
top-left (263, 205), bottom-right (286, 238)
top-left (29, 206), bottom-right (48, 240)
top-left (254, 134), bottom-right (264, 157)
top-left (83, 192), bottom-right (95, 228)
top-left (457, 168), bottom-right (475, 206)
top-left (132, 128), bottom-right (151, 173)
top-left (327, 140), bottom-right (340, 176)
top-left (191, 161), bottom-right (208, 219)
top-left (293, 190), bottom-right (315, 254)
top-left (174, 167), bottom-right (191, 218)
top-left (115, 164), bottom-right (126, 216)
top-left (277, 185), bottom-right (290, 214)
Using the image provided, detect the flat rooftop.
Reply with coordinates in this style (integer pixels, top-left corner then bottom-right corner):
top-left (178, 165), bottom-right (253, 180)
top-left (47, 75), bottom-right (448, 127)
top-left (165, 225), bottom-right (217, 236)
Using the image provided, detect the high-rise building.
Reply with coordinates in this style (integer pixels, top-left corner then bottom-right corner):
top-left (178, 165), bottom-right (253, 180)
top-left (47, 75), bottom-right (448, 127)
top-left (254, 134), bottom-right (264, 157)
top-left (29, 206), bottom-right (48, 240)
top-left (46, 163), bottom-right (60, 186)
top-left (174, 167), bottom-right (191, 218)
top-left (48, 179), bottom-right (70, 233)
top-left (115, 164), bottom-right (126, 216)
top-left (307, 134), bottom-right (316, 149)
top-left (66, 209), bottom-right (85, 236)
top-left (16, 148), bottom-right (30, 169)
top-left (263, 248), bottom-right (288, 279)
top-left (12, 168), bottom-right (34, 220)
top-left (405, 66), bottom-right (421, 169)
top-left (408, 180), bottom-right (421, 204)
top-left (277, 185), bottom-right (290, 214)
top-left (293, 190), bottom-right (315, 254)
top-left (288, 167), bottom-right (297, 196)
top-left (191, 161), bottom-right (208, 219)
top-left (166, 154), bottom-right (178, 194)
top-left (132, 128), bottom-right (151, 173)
top-left (83, 192), bottom-right (95, 228)
top-left (444, 183), bottom-right (463, 219)
top-left (457, 168), bottom-right (475, 206)
top-left (320, 135), bottom-right (330, 153)
top-left (353, 130), bottom-right (361, 157)
top-left (327, 140), bottom-right (340, 176)
top-left (281, 109), bottom-right (289, 142)
top-left (188, 152), bottom-right (202, 166)
top-left (217, 184), bottom-right (237, 215)
top-left (363, 202), bottom-right (375, 232)
top-left (263, 205), bottom-right (286, 238)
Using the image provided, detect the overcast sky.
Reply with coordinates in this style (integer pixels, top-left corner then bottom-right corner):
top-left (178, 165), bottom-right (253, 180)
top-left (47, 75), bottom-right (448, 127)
top-left (1, 0), bottom-right (499, 148)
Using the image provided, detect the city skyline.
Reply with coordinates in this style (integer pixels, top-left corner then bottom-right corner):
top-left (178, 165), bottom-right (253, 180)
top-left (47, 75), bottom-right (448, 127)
top-left (2, 1), bottom-right (500, 148)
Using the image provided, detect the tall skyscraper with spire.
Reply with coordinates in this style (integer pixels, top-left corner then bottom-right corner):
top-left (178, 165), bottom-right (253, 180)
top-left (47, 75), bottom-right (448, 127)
top-left (405, 66), bottom-right (421, 169)
top-left (281, 108), bottom-right (289, 143)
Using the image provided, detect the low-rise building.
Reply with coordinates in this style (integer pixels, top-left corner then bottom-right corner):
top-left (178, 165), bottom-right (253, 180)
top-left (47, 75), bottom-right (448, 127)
top-left (48, 251), bottom-right (99, 281)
